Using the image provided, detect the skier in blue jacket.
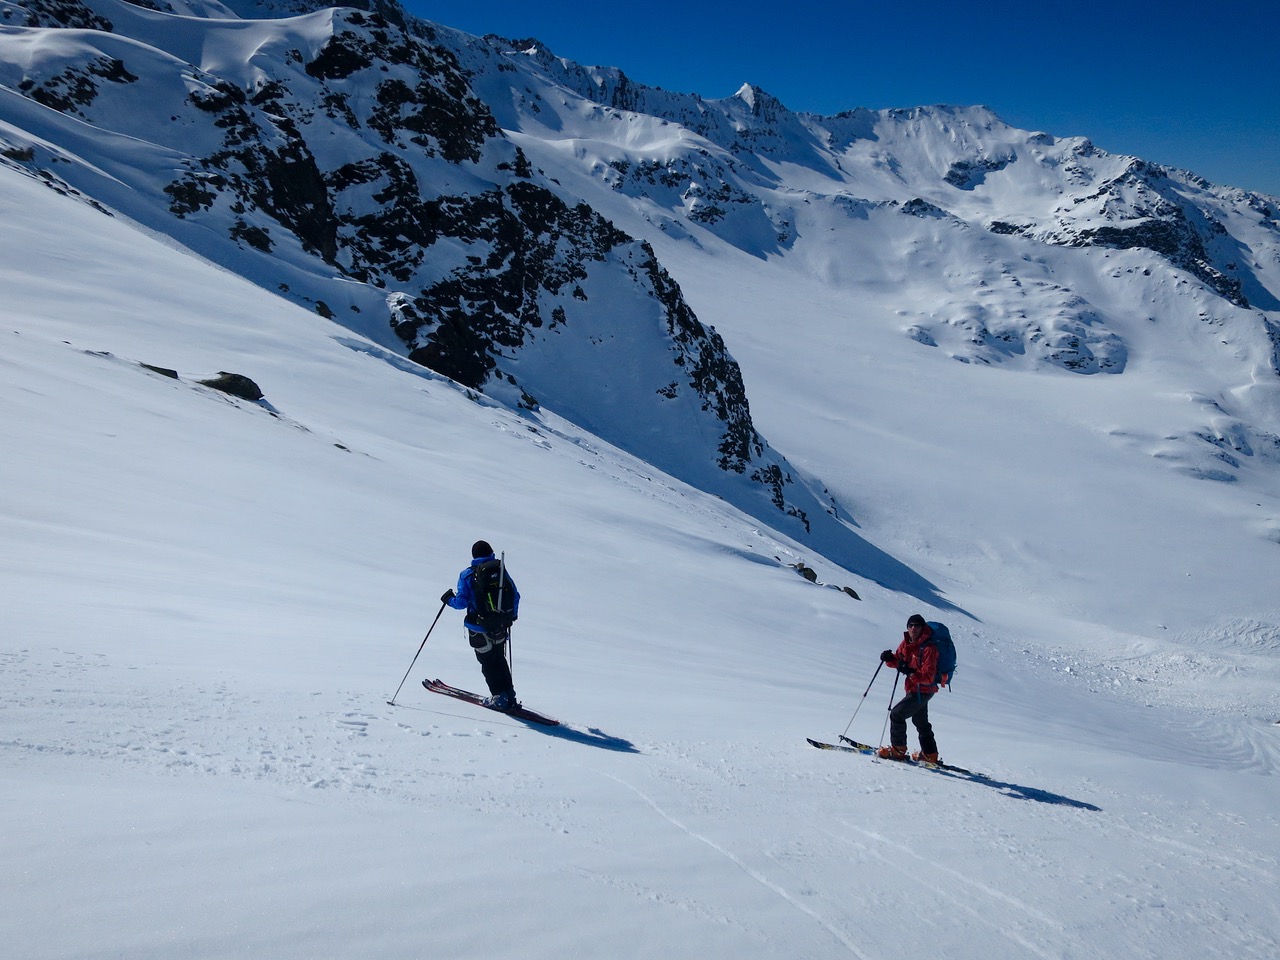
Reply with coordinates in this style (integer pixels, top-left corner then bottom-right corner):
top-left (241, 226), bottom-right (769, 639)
top-left (441, 540), bottom-right (520, 710)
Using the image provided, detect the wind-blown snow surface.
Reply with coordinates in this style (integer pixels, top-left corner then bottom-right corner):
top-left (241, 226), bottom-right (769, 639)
top-left (3, 128), bottom-right (1280, 960)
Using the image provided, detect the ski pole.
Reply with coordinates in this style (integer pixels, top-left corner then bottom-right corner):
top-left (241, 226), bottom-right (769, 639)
top-left (839, 659), bottom-right (884, 740)
top-left (879, 668), bottom-right (901, 748)
top-left (387, 600), bottom-right (447, 706)
top-left (498, 552), bottom-right (511, 683)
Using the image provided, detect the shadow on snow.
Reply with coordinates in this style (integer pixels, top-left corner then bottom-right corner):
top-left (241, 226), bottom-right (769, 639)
top-left (930, 767), bottom-right (1101, 810)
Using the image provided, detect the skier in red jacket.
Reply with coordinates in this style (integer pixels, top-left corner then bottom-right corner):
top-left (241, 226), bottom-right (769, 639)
top-left (877, 614), bottom-right (942, 762)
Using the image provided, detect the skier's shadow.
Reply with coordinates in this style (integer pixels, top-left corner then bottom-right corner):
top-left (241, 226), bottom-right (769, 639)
top-left (939, 769), bottom-right (1101, 810)
top-left (400, 699), bottom-right (640, 752)
top-left (529, 721), bottom-right (640, 753)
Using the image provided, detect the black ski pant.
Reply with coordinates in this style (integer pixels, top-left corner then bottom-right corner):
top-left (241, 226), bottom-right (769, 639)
top-left (469, 629), bottom-right (514, 696)
top-left (889, 691), bottom-right (937, 754)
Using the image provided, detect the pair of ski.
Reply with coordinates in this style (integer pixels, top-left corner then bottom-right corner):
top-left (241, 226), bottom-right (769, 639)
top-left (420, 678), bottom-right (560, 726)
top-left (808, 736), bottom-right (987, 779)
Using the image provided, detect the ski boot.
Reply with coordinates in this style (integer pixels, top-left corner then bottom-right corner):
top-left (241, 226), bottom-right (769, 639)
top-left (484, 690), bottom-right (519, 711)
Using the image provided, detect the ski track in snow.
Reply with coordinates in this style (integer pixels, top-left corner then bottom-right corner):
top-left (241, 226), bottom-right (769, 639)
top-left (604, 772), bottom-right (878, 960)
top-left (832, 822), bottom-right (1064, 959)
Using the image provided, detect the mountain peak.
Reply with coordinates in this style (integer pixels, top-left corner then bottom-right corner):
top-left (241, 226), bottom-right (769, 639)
top-left (731, 82), bottom-right (787, 117)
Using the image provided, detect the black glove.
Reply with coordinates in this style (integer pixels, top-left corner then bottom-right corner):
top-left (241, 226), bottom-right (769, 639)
top-left (880, 649), bottom-right (894, 663)
top-left (899, 664), bottom-right (915, 676)
top-left (440, 589), bottom-right (455, 604)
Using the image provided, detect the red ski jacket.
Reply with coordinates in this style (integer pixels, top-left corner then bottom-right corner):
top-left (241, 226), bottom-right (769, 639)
top-left (887, 626), bottom-right (940, 695)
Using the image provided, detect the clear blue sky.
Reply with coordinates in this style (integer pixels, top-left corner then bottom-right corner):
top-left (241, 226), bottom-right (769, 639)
top-left (403, 0), bottom-right (1280, 198)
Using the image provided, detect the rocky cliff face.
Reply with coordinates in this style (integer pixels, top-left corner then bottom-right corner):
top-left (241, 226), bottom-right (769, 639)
top-left (0, 0), bottom-right (810, 532)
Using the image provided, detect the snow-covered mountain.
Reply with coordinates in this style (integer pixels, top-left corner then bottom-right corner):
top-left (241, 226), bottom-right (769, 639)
top-left (4, 0), bottom-right (1279, 588)
top-left (3, 2), bottom-right (1280, 957)
top-left (0, 0), bottom-right (837, 556)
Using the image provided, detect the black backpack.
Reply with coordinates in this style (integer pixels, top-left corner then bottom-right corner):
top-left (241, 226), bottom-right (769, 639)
top-left (470, 557), bottom-right (515, 633)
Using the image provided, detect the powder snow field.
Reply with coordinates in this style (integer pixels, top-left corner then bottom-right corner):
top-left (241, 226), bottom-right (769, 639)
top-left (4, 85), bottom-right (1280, 960)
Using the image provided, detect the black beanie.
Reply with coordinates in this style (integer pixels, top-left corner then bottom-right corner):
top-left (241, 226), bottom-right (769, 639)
top-left (906, 614), bottom-right (927, 627)
top-left (471, 540), bottom-right (493, 558)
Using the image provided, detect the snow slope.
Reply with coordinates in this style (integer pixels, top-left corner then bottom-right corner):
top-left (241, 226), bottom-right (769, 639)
top-left (4, 126), bottom-right (1280, 960)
